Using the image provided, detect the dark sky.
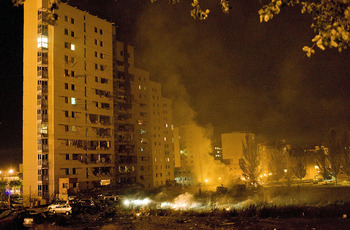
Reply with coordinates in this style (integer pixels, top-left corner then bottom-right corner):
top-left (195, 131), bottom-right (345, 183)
top-left (0, 0), bottom-right (349, 168)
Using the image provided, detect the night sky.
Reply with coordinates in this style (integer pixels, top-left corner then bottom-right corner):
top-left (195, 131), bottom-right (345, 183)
top-left (0, 0), bottom-right (349, 168)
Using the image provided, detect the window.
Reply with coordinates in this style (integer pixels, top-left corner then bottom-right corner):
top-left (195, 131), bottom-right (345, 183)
top-left (94, 27), bottom-right (97, 33)
top-left (71, 57), bottom-right (75, 63)
top-left (37, 36), bottom-right (48, 48)
top-left (72, 168), bottom-right (76, 175)
top-left (65, 111), bottom-right (69, 117)
top-left (71, 70), bottom-right (75, 77)
top-left (64, 42), bottom-right (70, 49)
top-left (71, 97), bottom-right (76, 105)
top-left (65, 168), bottom-right (69, 175)
top-left (95, 64), bottom-right (98, 70)
top-left (72, 125), bottom-right (77, 132)
top-left (95, 51), bottom-right (98, 57)
top-left (65, 97), bottom-right (68, 103)
top-left (94, 39), bottom-right (97, 45)
top-left (66, 154), bottom-right (69, 160)
top-left (100, 29), bottom-right (103, 35)
top-left (71, 84), bottom-right (75, 90)
top-left (65, 69), bottom-right (69, 76)
top-left (71, 31), bottom-right (75, 37)
top-left (84, 35), bottom-right (86, 45)
top-left (100, 53), bottom-right (104, 59)
top-left (65, 125), bottom-right (69, 132)
top-left (64, 28), bottom-right (68, 35)
top-left (71, 18), bottom-right (74, 24)
top-left (101, 78), bottom-right (108, 84)
top-left (100, 41), bottom-right (103, 47)
top-left (64, 15), bottom-right (68, 22)
top-left (71, 44), bottom-right (75, 50)
top-left (95, 76), bottom-right (98, 82)
top-left (64, 55), bottom-right (69, 63)
top-left (100, 65), bottom-right (104, 71)
top-left (72, 111), bottom-right (76, 118)
top-left (65, 83), bottom-right (68, 89)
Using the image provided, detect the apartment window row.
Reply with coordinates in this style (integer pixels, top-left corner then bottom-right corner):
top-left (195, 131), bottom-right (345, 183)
top-left (64, 15), bottom-right (75, 24)
top-left (95, 89), bottom-right (111, 98)
top-left (156, 173), bottom-right (162, 177)
top-left (94, 63), bottom-right (105, 71)
top-left (64, 83), bottom-right (75, 91)
top-left (94, 76), bottom-right (109, 84)
top-left (93, 101), bottom-right (110, 110)
top-left (94, 27), bottom-right (103, 35)
top-left (94, 51), bottom-right (104, 59)
top-left (64, 125), bottom-right (78, 132)
top-left (64, 68), bottom-right (75, 77)
top-left (94, 39), bottom-right (104, 47)
top-left (64, 168), bottom-right (77, 175)
top-left (64, 28), bottom-right (75, 37)
top-left (64, 42), bottom-right (75, 50)
top-left (64, 110), bottom-right (77, 118)
top-left (64, 55), bottom-right (75, 64)
top-left (64, 97), bottom-right (77, 105)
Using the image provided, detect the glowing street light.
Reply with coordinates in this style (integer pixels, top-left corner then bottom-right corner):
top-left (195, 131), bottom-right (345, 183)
top-left (8, 169), bottom-right (14, 174)
top-left (218, 177), bottom-right (221, 180)
top-left (205, 179), bottom-right (208, 183)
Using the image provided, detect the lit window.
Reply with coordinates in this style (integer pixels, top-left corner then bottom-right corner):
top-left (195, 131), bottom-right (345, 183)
top-left (71, 44), bottom-right (75, 50)
top-left (72, 126), bottom-right (76, 132)
top-left (164, 137), bottom-right (167, 141)
top-left (71, 97), bottom-right (76, 105)
top-left (37, 36), bottom-right (48, 48)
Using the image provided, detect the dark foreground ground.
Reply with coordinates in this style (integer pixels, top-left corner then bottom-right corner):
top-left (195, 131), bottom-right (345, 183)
top-left (31, 213), bottom-right (350, 230)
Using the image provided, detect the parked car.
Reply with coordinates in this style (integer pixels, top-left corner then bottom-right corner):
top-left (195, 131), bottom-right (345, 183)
top-left (47, 200), bottom-right (68, 212)
top-left (49, 204), bottom-right (72, 215)
top-left (22, 211), bottom-right (45, 228)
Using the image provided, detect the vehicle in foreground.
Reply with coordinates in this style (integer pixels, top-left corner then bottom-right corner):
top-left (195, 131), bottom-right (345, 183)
top-left (48, 204), bottom-right (72, 215)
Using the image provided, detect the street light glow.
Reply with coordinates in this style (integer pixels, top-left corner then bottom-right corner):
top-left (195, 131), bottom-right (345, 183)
top-left (8, 169), bottom-right (14, 174)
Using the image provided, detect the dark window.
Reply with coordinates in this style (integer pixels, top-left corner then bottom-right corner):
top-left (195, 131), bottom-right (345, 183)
top-left (95, 76), bottom-right (98, 82)
top-left (71, 18), bottom-right (74, 24)
top-left (72, 168), bottom-right (76, 174)
top-left (100, 53), bottom-right (104, 59)
top-left (65, 111), bottom-right (69, 117)
top-left (95, 51), bottom-right (98, 57)
top-left (72, 111), bottom-right (76, 118)
top-left (66, 154), bottom-right (69, 160)
top-left (65, 168), bottom-right (69, 175)
top-left (64, 28), bottom-right (68, 35)
top-left (65, 97), bottom-right (68, 103)
top-left (65, 125), bottom-right (69, 131)
top-left (94, 39), bottom-right (97, 45)
top-left (65, 83), bottom-right (68, 89)
top-left (71, 71), bottom-right (75, 77)
top-left (95, 64), bottom-right (98, 69)
top-left (100, 29), bottom-right (103, 35)
top-left (100, 41), bottom-right (103, 47)
top-left (94, 27), bottom-right (97, 33)
top-left (71, 31), bottom-right (75, 37)
top-left (65, 69), bottom-right (69, 76)
top-left (71, 84), bottom-right (75, 90)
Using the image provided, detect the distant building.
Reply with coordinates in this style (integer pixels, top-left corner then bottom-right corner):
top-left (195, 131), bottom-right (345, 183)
top-left (174, 125), bottom-right (211, 186)
top-left (221, 132), bottom-right (254, 177)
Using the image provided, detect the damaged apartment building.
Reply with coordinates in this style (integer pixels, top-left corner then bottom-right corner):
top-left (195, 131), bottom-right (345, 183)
top-left (23, 0), bottom-right (174, 206)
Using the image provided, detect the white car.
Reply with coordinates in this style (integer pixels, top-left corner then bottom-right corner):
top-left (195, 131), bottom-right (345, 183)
top-left (47, 201), bottom-right (68, 211)
top-left (49, 204), bottom-right (72, 215)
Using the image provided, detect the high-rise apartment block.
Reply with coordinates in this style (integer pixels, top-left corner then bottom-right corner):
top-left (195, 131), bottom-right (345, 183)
top-left (24, 0), bottom-right (115, 205)
top-left (23, 0), bottom-right (174, 206)
top-left (113, 41), bottom-right (174, 189)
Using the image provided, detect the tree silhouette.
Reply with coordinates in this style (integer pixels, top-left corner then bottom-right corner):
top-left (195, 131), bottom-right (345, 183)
top-left (239, 134), bottom-right (261, 187)
top-left (290, 147), bottom-right (307, 181)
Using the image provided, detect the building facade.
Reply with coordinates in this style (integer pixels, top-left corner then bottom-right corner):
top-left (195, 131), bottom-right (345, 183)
top-left (23, 0), bottom-right (115, 206)
top-left (113, 41), bottom-right (174, 189)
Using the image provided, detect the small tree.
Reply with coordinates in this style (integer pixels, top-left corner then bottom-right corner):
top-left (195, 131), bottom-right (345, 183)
top-left (341, 131), bottom-right (350, 181)
top-left (316, 147), bottom-right (331, 180)
top-left (268, 141), bottom-right (287, 181)
top-left (328, 129), bottom-right (342, 184)
top-left (0, 179), bottom-right (9, 200)
top-left (239, 134), bottom-right (261, 187)
top-left (9, 180), bottom-right (22, 192)
top-left (290, 147), bottom-right (307, 181)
